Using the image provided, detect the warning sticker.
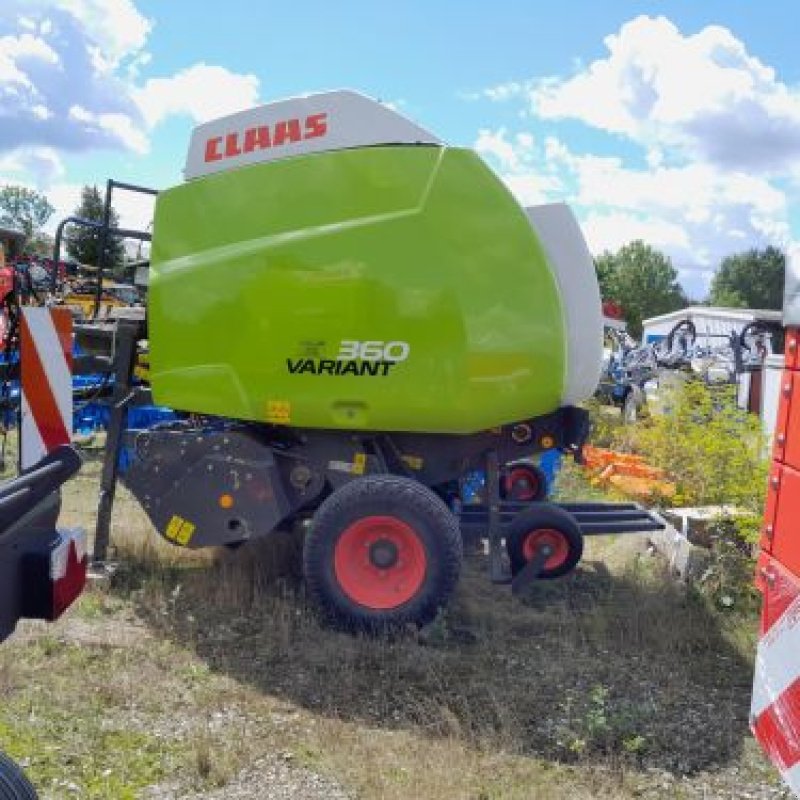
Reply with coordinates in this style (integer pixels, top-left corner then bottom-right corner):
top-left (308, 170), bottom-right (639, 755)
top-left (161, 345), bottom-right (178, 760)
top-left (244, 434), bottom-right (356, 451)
top-left (328, 452), bottom-right (368, 475)
top-left (165, 515), bottom-right (196, 546)
top-left (266, 400), bottom-right (291, 425)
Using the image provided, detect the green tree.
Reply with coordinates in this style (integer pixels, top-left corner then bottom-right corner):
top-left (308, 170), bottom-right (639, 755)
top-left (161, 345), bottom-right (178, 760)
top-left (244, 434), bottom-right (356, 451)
top-left (709, 246), bottom-right (785, 310)
top-left (595, 240), bottom-right (685, 338)
top-left (66, 185), bottom-right (125, 269)
top-left (0, 185), bottom-right (54, 243)
top-left (594, 254), bottom-right (616, 301)
top-left (27, 231), bottom-right (55, 258)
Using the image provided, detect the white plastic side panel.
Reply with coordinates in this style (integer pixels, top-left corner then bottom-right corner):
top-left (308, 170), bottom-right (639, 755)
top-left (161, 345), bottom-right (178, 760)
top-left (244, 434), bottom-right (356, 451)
top-left (737, 371), bottom-right (751, 410)
top-left (785, 244), bottom-right (800, 326)
top-left (762, 355), bottom-right (784, 443)
top-left (525, 204), bottom-right (603, 406)
top-left (185, 90), bottom-right (441, 180)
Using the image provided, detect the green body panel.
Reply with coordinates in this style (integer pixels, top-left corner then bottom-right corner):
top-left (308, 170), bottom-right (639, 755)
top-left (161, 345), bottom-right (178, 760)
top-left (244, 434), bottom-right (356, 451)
top-left (149, 146), bottom-right (567, 434)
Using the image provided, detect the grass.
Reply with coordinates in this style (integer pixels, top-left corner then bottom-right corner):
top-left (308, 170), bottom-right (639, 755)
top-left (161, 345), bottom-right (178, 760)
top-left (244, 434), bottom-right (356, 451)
top-left (0, 631), bottom-right (184, 798)
top-left (0, 438), bottom-right (789, 798)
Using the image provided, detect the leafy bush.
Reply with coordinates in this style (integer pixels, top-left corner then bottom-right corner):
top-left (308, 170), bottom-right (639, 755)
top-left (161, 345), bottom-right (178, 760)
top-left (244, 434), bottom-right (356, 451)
top-left (582, 397), bottom-right (624, 449)
top-left (587, 377), bottom-right (769, 611)
top-left (633, 378), bottom-right (768, 514)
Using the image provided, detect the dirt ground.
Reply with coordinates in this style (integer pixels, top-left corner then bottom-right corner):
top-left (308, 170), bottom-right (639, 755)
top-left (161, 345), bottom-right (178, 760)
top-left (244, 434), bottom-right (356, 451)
top-left (0, 450), bottom-right (791, 799)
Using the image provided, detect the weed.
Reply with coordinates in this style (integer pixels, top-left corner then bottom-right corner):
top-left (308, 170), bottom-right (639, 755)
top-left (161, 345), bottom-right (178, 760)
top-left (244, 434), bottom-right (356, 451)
top-left (551, 683), bottom-right (651, 765)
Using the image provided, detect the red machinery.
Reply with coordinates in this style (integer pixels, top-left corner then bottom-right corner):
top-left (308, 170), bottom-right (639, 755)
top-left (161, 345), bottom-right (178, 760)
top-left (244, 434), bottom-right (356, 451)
top-left (751, 257), bottom-right (800, 795)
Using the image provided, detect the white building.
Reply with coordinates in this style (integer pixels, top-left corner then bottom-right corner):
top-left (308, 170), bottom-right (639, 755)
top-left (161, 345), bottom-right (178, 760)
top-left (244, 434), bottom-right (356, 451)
top-left (642, 306), bottom-right (783, 348)
top-left (643, 306), bottom-right (785, 437)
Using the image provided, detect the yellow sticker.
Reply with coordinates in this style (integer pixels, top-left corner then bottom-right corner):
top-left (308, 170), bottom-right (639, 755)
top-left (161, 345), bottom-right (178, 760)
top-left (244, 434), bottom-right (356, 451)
top-left (266, 400), bottom-right (291, 425)
top-left (352, 452), bottom-right (367, 475)
top-left (401, 454), bottom-right (424, 471)
top-left (165, 515), bottom-right (196, 546)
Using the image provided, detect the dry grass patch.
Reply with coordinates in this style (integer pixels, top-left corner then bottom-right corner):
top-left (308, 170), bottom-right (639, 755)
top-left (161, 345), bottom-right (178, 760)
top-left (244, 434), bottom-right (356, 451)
top-left (0, 442), bottom-right (788, 798)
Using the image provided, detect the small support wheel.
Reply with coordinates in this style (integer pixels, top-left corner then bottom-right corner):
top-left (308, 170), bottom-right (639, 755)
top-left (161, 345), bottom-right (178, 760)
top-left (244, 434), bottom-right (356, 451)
top-left (0, 751), bottom-right (38, 799)
top-left (506, 504), bottom-right (583, 579)
top-left (303, 475), bottom-right (463, 631)
top-left (501, 462), bottom-right (548, 502)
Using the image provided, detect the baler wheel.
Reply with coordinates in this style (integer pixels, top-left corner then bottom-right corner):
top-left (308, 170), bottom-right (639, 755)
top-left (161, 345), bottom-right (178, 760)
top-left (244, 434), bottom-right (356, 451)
top-left (506, 504), bottom-right (583, 579)
top-left (502, 463), bottom-right (548, 502)
top-left (303, 475), bottom-right (462, 631)
top-left (0, 751), bottom-right (38, 799)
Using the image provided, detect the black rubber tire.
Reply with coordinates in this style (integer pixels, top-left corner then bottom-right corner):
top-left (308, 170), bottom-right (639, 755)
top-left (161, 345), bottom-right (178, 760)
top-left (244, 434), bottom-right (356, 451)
top-left (505, 504), bottom-right (583, 579)
top-left (0, 752), bottom-right (38, 800)
top-left (303, 475), bottom-right (463, 631)
top-left (501, 462), bottom-right (548, 502)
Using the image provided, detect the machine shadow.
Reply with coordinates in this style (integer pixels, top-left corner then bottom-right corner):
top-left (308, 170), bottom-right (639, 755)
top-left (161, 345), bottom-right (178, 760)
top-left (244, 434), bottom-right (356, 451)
top-left (115, 538), bottom-right (755, 777)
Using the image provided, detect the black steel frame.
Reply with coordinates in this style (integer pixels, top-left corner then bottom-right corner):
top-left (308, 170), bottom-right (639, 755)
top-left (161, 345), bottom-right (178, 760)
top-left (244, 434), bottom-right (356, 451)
top-left (51, 179), bottom-right (158, 319)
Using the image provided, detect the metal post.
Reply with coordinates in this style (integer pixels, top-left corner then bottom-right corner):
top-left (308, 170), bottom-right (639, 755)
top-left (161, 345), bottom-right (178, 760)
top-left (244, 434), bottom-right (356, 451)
top-left (486, 450), bottom-right (508, 583)
top-left (92, 321), bottom-right (139, 564)
top-left (93, 180), bottom-right (114, 321)
top-left (52, 216), bottom-right (102, 293)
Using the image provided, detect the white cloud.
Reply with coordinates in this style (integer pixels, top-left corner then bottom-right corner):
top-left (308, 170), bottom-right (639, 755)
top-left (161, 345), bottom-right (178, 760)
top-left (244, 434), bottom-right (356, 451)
top-left (473, 128), bottom-right (791, 295)
top-left (0, 1), bottom-right (260, 160)
top-left (527, 16), bottom-right (800, 173)
top-left (543, 139), bottom-right (786, 223)
top-left (473, 15), bottom-right (800, 296)
top-left (502, 173), bottom-right (563, 207)
top-left (581, 211), bottom-right (691, 256)
top-left (474, 128), bottom-right (523, 172)
top-left (54, 0), bottom-right (151, 67)
top-left (67, 103), bottom-right (147, 152)
top-left (0, 32), bottom-right (59, 89)
top-left (484, 81), bottom-right (526, 102)
top-left (134, 64), bottom-right (260, 128)
top-left (474, 128), bottom-right (563, 205)
top-left (0, 145), bottom-right (65, 186)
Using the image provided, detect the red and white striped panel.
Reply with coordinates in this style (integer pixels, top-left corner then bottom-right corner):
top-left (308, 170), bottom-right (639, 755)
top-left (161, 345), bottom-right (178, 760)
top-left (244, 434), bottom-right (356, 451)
top-left (752, 554), bottom-right (800, 795)
top-left (20, 307), bottom-right (73, 470)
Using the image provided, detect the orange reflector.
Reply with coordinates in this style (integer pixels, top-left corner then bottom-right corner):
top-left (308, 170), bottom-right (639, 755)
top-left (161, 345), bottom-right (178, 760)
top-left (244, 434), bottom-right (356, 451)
top-left (219, 494), bottom-right (234, 509)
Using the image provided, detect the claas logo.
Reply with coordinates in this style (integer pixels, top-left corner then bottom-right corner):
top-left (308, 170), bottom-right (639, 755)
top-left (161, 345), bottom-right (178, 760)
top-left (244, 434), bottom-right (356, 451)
top-left (204, 113), bottom-right (328, 163)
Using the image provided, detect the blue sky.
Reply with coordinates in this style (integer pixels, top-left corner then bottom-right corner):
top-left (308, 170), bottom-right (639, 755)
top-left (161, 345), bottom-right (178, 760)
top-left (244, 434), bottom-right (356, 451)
top-left (1, 1), bottom-right (799, 297)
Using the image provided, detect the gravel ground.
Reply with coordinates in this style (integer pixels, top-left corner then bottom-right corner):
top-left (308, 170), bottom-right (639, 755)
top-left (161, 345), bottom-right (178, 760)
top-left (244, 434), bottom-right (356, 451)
top-left (148, 757), bottom-right (353, 800)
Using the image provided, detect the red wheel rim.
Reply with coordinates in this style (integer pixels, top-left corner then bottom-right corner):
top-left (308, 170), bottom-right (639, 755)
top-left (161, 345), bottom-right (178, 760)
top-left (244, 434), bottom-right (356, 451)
top-left (521, 528), bottom-right (570, 570)
top-left (334, 515), bottom-right (427, 610)
top-left (504, 466), bottom-right (540, 501)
